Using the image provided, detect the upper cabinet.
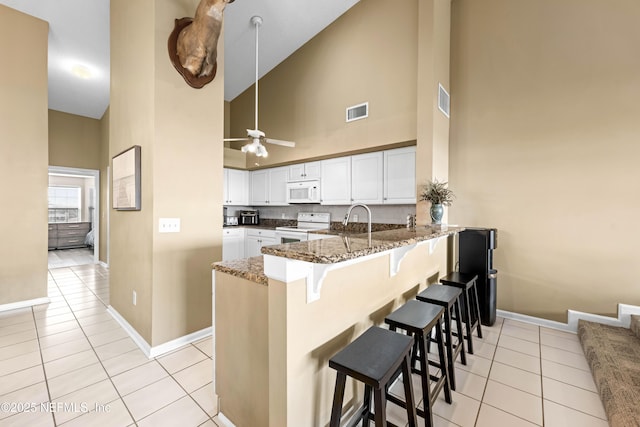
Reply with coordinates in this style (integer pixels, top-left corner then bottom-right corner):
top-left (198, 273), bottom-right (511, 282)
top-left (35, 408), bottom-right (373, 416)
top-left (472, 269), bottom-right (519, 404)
top-left (320, 157), bottom-right (352, 205)
top-left (351, 152), bottom-right (384, 204)
top-left (320, 146), bottom-right (416, 206)
top-left (383, 147), bottom-right (416, 204)
top-left (249, 166), bottom-right (290, 206)
top-left (223, 168), bottom-right (249, 206)
top-left (288, 161), bottom-right (321, 181)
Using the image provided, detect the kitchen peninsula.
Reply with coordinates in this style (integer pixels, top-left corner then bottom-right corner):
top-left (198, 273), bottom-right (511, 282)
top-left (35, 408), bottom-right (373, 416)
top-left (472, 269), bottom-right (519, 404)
top-left (212, 225), bottom-right (464, 427)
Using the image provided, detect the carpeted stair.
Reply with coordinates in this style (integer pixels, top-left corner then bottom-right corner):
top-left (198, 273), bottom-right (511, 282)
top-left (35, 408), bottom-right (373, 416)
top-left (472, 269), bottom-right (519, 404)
top-left (578, 315), bottom-right (640, 427)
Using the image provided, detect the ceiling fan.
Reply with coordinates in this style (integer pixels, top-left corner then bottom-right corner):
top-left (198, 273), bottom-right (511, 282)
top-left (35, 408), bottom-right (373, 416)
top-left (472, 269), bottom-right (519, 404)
top-left (224, 16), bottom-right (295, 158)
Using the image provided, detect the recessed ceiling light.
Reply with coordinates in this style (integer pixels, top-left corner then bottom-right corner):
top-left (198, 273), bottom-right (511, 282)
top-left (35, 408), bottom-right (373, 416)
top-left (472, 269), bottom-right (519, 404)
top-left (71, 64), bottom-right (92, 79)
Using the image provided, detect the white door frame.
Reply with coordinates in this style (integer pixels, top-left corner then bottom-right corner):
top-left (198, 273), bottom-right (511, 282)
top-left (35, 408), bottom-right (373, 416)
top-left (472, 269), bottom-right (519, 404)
top-left (48, 166), bottom-right (100, 264)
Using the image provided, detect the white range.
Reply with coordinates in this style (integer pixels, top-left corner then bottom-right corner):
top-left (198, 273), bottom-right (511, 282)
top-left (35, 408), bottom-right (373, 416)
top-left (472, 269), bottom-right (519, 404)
top-left (274, 212), bottom-right (331, 244)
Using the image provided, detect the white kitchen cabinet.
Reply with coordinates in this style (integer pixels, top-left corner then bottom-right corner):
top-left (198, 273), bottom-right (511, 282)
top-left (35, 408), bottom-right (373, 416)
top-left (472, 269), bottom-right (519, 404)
top-left (249, 170), bottom-right (269, 205)
top-left (268, 166), bottom-right (289, 205)
top-left (320, 157), bottom-right (352, 205)
top-left (249, 167), bottom-right (289, 206)
top-left (383, 146), bottom-right (416, 204)
top-left (223, 168), bottom-right (249, 206)
top-left (288, 161), bottom-right (321, 181)
top-left (351, 152), bottom-right (384, 204)
top-left (222, 228), bottom-right (245, 261)
top-left (245, 229), bottom-right (277, 257)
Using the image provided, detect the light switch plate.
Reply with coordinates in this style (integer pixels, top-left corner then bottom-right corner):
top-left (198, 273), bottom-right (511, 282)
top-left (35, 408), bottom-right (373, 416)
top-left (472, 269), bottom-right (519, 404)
top-left (159, 218), bottom-right (180, 233)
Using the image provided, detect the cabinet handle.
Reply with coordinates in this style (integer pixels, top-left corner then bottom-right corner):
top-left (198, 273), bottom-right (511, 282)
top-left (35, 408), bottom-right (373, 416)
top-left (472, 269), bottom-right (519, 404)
top-left (68, 225), bottom-right (80, 228)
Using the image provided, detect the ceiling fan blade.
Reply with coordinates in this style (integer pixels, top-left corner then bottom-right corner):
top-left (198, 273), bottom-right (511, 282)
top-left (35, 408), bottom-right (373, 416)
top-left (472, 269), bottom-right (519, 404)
top-left (223, 138), bottom-right (250, 142)
top-left (264, 138), bottom-right (296, 148)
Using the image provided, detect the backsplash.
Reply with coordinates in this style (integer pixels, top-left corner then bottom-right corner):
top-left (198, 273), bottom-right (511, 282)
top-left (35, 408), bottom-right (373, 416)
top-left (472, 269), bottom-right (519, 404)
top-left (252, 204), bottom-right (416, 225)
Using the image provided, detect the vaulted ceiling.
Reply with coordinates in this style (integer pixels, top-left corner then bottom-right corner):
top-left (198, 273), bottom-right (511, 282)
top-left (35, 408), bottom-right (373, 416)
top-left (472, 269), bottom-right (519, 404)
top-left (0, 0), bottom-right (360, 119)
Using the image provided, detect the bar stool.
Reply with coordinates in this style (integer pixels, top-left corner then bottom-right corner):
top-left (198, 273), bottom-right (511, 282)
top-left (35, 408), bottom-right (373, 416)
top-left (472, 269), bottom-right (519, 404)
top-left (416, 285), bottom-right (467, 391)
top-left (440, 272), bottom-right (483, 354)
top-left (384, 300), bottom-right (451, 427)
top-left (329, 326), bottom-right (418, 427)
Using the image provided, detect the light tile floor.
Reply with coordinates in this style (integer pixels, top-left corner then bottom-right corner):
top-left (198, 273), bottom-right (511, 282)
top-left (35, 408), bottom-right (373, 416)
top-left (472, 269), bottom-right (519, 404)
top-left (0, 264), bottom-right (609, 426)
top-left (385, 316), bottom-right (609, 427)
top-left (48, 248), bottom-right (95, 269)
top-left (0, 265), bottom-right (217, 427)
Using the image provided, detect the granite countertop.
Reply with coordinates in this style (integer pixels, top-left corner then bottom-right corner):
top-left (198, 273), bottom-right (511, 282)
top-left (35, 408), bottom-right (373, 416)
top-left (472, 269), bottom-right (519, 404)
top-left (262, 225), bottom-right (464, 264)
top-left (212, 256), bottom-right (267, 285)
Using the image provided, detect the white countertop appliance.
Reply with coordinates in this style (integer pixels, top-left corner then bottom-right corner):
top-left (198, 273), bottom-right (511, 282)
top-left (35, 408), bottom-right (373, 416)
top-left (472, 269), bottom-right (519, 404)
top-left (275, 212), bottom-right (330, 243)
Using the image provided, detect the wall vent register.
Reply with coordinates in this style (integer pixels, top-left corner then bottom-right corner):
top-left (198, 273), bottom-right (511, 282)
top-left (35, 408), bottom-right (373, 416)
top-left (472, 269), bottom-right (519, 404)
top-left (438, 83), bottom-right (450, 118)
top-left (346, 102), bottom-right (368, 122)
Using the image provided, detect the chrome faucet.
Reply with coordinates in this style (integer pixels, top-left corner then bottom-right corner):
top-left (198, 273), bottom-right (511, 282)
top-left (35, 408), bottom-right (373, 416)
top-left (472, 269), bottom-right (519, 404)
top-left (343, 203), bottom-right (372, 246)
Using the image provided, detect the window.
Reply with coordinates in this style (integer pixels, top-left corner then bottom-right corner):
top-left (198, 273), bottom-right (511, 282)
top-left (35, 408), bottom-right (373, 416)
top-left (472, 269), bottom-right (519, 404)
top-left (48, 186), bottom-right (81, 223)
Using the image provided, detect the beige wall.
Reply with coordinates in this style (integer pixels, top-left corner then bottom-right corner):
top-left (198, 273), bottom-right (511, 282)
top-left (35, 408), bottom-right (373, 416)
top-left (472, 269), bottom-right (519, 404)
top-left (110, 0), bottom-right (223, 346)
top-left (0, 5), bottom-right (49, 305)
top-left (49, 110), bottom-right (102, 170)
top-left (449, 0), bottom-right (640, 321)
top-left (229, 0), bottom-right (419, 168)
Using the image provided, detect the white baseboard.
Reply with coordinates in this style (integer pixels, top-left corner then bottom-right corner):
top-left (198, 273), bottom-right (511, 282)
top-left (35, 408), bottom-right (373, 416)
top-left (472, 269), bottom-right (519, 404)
top-left (0, 297), bottom-right (50, 313)
top-left (216, 412), bottom-right (236, 427)
top-left (107, 305), bottom-right (212, 358)
top-left (98, 261), bottom-right (109, 269)
top-left (498, 303), bottom-right (640, 333)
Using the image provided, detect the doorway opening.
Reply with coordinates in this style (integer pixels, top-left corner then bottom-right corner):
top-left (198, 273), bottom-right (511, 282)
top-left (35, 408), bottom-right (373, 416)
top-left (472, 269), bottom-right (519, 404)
top-left (48, 166), bottom-right (100, 269)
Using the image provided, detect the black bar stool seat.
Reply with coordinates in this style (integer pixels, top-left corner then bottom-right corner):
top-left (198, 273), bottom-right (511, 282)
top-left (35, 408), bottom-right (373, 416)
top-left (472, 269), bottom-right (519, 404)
top-left (416, 284), bottom-right (467, 391)
top-left (384, 300), bottom-right (451, 427)
top-left (440, 272), bottom-right (483, 354)
top-left (329, 326), bottom-right (418, 427)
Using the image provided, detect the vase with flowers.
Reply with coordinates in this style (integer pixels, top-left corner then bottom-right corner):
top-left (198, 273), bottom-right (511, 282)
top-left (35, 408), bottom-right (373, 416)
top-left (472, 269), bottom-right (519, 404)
top-left (420, 179), bottom-right (455, 224)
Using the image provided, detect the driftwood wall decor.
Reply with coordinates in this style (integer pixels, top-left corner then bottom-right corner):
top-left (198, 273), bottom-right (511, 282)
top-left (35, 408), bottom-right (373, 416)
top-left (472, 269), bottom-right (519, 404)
top-left (168, 0), bottom-right (234, 88)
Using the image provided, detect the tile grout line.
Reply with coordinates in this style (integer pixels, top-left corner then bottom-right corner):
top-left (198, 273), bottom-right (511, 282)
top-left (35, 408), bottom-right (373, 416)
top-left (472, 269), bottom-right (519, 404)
top-left (68, 265), bottom-right (140, 427)
top-left (49, 266), bottom-right (139, 427)
top-left (62, 264), bottom-right (214, 425)
top-left (143, 349), bottom-right (215, 425)
top-left (472, 320), bottom-right (502, 427)
top-left (22, 305), bottom-right (57, 426)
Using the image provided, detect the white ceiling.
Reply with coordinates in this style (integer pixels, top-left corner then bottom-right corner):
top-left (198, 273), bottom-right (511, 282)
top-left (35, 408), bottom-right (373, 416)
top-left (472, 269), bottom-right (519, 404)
top-left (0, 0), bottom-right (359, 120)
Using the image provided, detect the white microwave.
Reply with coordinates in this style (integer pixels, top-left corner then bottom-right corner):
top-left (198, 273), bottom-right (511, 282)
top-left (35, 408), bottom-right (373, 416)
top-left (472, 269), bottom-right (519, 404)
top-left (286, 180), bottom-right (321, 203)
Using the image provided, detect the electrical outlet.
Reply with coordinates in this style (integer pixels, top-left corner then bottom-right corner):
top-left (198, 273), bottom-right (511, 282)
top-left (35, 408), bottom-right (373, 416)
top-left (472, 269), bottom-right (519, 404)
top-left (281, 213), bottom-right (286, 219)
top-left (159, 218), bottom-right (180, 233)
top-left (353, 214), bottom-right (359, 222)
top-left (132, 291), bottom-right (137, 306)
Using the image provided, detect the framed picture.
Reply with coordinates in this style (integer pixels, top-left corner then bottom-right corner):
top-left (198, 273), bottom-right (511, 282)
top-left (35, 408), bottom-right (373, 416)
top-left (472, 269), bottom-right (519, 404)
top-left (112, 145), bottom-right (141, 210)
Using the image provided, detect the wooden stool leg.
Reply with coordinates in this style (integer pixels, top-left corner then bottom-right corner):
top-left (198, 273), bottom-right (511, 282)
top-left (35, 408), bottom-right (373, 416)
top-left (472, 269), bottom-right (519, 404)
top-left (417, 332), bottom-right (434, 427)
top-left (362, 385), bottom-right (372, 427)
top-left (401, 353), bottom-right (418, 427)
top-left (435, 319), bottom-right (452, 404)
top-left (373, 387), bottom-right (386, 427)
top-left (454, 299), bottom-right (467, 366)
top-left (443, 306), bottom-right (456, 391)
top-left (471, 282), bottom-right (483, 338)
top-left (462, 289), bottom-right (474, 354)
top-left (330, 372), bottom-right (347, 427)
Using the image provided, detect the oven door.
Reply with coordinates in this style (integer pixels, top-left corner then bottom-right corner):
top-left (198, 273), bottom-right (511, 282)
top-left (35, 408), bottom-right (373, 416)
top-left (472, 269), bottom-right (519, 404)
top-left (275, 230), bottom-right (308, 244)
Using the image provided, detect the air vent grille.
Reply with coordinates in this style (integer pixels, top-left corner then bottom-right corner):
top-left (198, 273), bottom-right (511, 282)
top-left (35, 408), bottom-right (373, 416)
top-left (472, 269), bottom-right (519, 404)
top-left (438, 84), bottom-right (450, 118)
top-left (346, 102), bottom-right (368, 122)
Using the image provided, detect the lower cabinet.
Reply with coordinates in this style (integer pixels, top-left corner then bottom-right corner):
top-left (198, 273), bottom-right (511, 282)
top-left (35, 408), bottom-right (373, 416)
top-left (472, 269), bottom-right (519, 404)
top-left (245, 229), bottom-right (277, 258)
top-left (48, 222), bottom-right (91, 249)
top-left (222, 228), bottom-right (245, 261)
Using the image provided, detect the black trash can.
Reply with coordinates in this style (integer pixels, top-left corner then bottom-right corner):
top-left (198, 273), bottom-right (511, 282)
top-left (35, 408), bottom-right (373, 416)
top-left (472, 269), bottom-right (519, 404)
top-left (458, 228), bottom-right (498, 326)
